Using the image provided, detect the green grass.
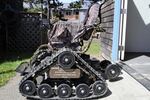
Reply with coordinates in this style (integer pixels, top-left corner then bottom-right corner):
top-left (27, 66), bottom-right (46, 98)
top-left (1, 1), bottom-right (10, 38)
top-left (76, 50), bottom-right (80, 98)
top-left (86, 39), bottom-right (101, 56)
top-left (0, 59), bottom-right (29, 87)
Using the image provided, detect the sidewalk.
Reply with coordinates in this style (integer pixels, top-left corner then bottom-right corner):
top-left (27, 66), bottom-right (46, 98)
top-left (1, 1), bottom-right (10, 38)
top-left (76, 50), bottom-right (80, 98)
top-left (100, 71), bottom-right (150, 100)
top-left (0, 71), bottom-right (149, 100)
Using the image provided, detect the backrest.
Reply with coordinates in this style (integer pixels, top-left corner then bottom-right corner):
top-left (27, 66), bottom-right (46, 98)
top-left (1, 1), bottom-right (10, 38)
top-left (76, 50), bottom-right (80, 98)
top-left (73, 2), bottom-right (101, 41)
top-left (83, 2), bottom-right (101, 26)
top-left (48, 22), bottom-right (72, 43)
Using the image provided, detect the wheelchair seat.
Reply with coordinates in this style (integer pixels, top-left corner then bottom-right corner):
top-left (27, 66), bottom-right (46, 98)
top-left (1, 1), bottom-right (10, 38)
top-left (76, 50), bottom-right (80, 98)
top-left (48, 2), bottom-right (102, 49)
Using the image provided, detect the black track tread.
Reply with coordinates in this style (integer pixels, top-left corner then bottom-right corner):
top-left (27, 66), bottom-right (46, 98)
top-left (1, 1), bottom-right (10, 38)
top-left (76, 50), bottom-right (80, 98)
top-left (19, 48), bottom-right (108, 99)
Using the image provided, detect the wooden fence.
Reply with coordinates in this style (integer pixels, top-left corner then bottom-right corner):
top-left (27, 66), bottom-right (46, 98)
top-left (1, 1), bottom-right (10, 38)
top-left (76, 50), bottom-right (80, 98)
top-left (0, 13), bottom-right (48, 53)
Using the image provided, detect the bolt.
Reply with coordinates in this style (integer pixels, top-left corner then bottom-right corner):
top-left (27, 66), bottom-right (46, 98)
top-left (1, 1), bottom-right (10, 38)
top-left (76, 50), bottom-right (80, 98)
top-left (26, 86), bottom-right (30, 91)
top-left (98, 86), bottom-right (102, 90)
top-left (62, 90), bottom-right (66, 94)
top-left (111, 70), bottom-right (115, 74)
top-left (81, 90), bottom-right (85, 94)
top-left (65, 58), bottom-right (69, 62)
top-left (43, 90), bottom-right (47, 94)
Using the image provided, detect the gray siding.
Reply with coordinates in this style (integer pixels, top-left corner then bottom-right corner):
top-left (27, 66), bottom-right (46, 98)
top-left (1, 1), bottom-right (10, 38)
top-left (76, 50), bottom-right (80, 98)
top-left (100, 0), bottom-right (114, 60)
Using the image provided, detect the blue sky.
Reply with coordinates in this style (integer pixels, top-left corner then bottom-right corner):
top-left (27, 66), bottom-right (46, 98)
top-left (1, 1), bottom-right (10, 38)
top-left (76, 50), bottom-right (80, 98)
top-left (59, 0), bottom-right (78, 3)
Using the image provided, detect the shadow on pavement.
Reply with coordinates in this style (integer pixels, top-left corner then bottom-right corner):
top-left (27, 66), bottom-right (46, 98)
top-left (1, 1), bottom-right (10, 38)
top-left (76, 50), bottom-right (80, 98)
top-left (109, 77), bottom-right (124, 82)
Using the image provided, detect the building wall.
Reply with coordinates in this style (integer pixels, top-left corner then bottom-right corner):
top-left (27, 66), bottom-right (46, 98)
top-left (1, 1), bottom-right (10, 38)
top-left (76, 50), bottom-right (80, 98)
top-left (126, 0), bottom-right (150, 52)
top-left (62, 9), bottom-right (87, 22)
top-left (100, 0), bottom-right (115, 60)
top-left (64, 15), bottom-right (79, 20)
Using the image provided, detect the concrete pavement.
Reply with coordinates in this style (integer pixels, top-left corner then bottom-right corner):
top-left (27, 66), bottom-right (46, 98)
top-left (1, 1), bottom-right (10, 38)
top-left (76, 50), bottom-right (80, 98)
top-left (101, 71), bottom-right (150, 100)
top-left (0, 71), bottom-right (149, 100)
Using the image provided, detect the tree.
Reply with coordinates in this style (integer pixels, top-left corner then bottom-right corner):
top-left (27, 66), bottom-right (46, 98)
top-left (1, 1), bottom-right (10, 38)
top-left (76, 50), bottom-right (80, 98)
top-left (24, 0), bottom-right (63, 13)
top-left (23, 0), bottom-right (42, 12)
top-left (68, 1), bottom-right (82, 9)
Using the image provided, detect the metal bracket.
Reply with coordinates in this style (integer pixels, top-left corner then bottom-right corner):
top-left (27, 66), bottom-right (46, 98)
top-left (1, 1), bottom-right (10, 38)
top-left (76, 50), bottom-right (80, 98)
top-left (118, 45), bottom-right (124, 51)
top-left (121, 9), bottom-right (127, 14)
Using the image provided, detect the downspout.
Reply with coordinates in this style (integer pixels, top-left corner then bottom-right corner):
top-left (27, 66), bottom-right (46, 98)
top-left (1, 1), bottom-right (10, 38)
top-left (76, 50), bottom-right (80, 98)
top-left (112, 0), bottom-right (122, 61)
